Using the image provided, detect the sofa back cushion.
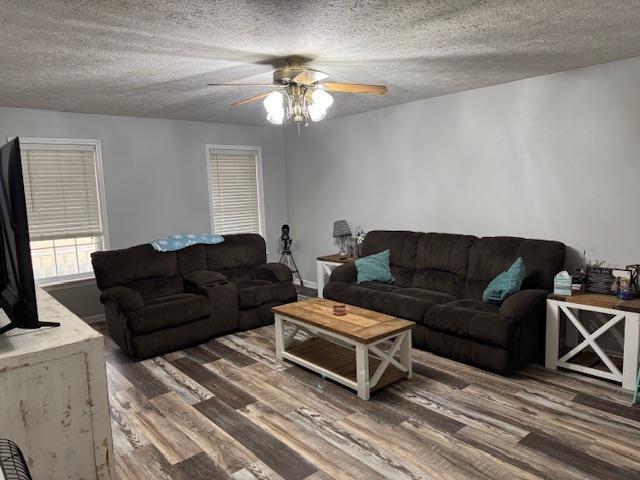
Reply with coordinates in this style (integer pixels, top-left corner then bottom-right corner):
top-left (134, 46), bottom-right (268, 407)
top-left (411, 233), bottom-right (477, 297)
top-left (465, 236), bottom-right (565, 299)
top-left (177, 233), bottom-right (267, 283)
top-left (92, 244), bottom-right (183, 301)
top-left (361, 231), bottom-right (420, 287)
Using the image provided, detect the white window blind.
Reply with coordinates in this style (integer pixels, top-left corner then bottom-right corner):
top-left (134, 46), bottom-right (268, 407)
top-left (208, 149), bottom-right (262, 235)
top-left (20, 143), bottom-right (103, 241)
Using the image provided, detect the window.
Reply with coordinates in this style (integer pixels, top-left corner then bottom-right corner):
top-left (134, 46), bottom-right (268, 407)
top-left (206, 146), bottom-right (264, 236)
top-left (18, 139), bottom-right (108, 283)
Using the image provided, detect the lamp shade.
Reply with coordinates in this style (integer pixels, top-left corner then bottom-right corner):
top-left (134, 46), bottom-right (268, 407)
top-left (333, 220), bottom-right (352, 238)
top-left (263, 91), bottom-right (285, 125)
top-left (308, 89), bottom-right (334, 122)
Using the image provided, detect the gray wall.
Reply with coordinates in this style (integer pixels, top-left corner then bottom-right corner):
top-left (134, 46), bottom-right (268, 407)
top-left (0, 107), bottom-right (287, 317)
top-left (284, 56), bottom-right (640, 284)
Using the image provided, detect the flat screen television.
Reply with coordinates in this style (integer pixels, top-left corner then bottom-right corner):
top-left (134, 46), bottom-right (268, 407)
top-left (0, 138), bottom-right (58, 335)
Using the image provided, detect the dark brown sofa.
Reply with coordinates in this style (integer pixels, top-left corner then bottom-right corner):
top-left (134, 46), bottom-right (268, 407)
top-left (324, 231), bottom-right (565, 374)
top-left (91, 234), bottom-right (297, 359)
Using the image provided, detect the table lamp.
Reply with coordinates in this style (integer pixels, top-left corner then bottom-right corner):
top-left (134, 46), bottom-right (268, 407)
top-left (333, 220), bottom-right (352, 258)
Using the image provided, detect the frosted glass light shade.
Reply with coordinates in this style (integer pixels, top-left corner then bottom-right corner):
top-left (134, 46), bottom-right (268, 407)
top-left (308, 89), bottom-right (334, 122)
top-left (263, 91), bottom-right (285, 125)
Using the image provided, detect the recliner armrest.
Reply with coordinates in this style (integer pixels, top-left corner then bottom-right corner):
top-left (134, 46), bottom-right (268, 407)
top-left (255, 263), bottom-right (293, 283)
top-left (329, 263), bottom-right (357, 283)
top-left (183, 270), bottom-right (228, 288)
top-left (100, 286), bottom-right (144, 313)
top-left (499, 289), bottom-right (549, 321)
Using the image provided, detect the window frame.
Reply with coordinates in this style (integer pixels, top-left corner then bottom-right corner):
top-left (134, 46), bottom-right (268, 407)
top-left (204, 144), bottom-right (266, 238)
top-left (11, 137), bottom-right (110, 285)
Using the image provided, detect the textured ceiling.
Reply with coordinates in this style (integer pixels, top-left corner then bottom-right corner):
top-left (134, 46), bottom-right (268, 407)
top-left (2, 1), bottom-right (640, 125)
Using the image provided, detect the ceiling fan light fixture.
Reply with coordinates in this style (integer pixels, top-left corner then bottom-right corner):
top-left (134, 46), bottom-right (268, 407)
top-left (208, 58), bottom-right (386, 129)
top-left (263, 90), bottom-right (286, 125)
top-left (308, 89), bottom-right (334, 122)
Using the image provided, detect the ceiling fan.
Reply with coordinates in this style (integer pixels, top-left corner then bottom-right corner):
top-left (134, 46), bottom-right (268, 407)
top-left (207, 57), bottom-right (387, 130)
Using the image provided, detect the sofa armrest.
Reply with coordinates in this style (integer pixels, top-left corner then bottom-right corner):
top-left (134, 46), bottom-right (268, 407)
top-left (499, 289), bottom-right (549, 321)
top-left (183, 270), bottom-right (228, 288)
top-left (100, 286), bottom-right (144, 313)
top-left (329, 263), bottom-right (357, 283)
top-left (199, 281), bottom-right (239, 333)
top-left (256, 263), bottom-right (293, 283)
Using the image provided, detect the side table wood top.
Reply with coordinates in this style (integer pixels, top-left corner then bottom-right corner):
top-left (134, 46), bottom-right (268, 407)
top-left (317, 254), bottom-right (357, 263)
top-left (548, 292), bottom-right (640, 313)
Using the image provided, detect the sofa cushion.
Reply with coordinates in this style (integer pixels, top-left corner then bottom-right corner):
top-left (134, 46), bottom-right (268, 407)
top-left (323, 282), bottom-right (381, 310)
top-left (237, 281), bottom-right (297, 310)
top-left (465, 236), bottom-right (565, 299)
top-left (358, 282), bottom-right (400, 293)
top-left (411, 233), bottom-right (477, 297)
top-left (361, 231), bottom-right (421, 287)
top-left (393, 287), bottom-right (457, 305)
top-left (371, 291), bottom-right (435, 323)
top-left (204, 234), bottom-right (267, 271)
top-left (256, 263), bottom-right (294, 283)
top-left (127, 294), bottom-right (212, 335)
top-left (92, 244), bottom-right (178, 289)
top-left (176, 244), bottom-right (207, 275)
top-left (424, 299), bottom-right (519, 348)
top-left (323, 281), bottom-right (433, 322)
top-left (92, 244), bottom-right (184, 300)
top-left (482, 257), bottom-right (526, 304)
top-left (355, 249), bottom-right (394, 284)
top-left (124, 276), bottom-right (183, 301)
top-left (418, 325), bottom-right (515, 374)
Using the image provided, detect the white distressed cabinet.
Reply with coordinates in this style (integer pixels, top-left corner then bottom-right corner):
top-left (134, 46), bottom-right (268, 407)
top-left (0, 288), bottom-right (113, 479)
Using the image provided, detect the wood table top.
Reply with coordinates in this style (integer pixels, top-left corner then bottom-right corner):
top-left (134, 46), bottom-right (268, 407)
top-left (548, 292), bottom-right (640, 313)
top-left (316, 254), bottom-right (358, 263)
top-left (272, 298), bottom-right (414, 344)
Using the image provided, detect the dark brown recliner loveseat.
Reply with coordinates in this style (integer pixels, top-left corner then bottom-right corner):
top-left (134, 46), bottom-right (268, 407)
top-left (324, 231), bottom-right (565, 374)
top-left (91, 234), bottom-right (297, 359)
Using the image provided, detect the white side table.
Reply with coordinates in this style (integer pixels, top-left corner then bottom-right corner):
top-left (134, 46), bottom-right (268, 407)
top-left (316, 254), bottom-right (357, 298)
top-left (546, 293), bottom-right (640, 390)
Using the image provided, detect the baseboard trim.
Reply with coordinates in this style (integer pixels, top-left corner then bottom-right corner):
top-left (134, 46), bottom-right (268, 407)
top-left (83, 313), bottom-right (105, 325)
top-left (293, 278), bottom-right (318, 290)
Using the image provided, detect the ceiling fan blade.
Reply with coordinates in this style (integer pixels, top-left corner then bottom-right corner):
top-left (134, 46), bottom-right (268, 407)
top-left (292, 69), bottom-right (330, 85)
top-left (321, 82), bottom-right (387, 95)
top-left (232, 93), bottom-right (270, 107)
top-left (207, 83), bottom-right (283, 87)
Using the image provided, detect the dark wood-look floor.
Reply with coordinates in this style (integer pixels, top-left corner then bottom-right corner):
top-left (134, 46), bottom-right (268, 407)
top-left (95, 321), bottom-right (640, 480)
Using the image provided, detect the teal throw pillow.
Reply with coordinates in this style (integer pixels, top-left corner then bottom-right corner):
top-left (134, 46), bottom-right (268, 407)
top-left (355, 249), bottom-right (395, 284)
top-left (482, 257), bottom-right (526, 304)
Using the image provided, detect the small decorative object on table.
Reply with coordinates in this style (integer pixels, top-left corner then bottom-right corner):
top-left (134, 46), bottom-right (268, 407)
top-left (617, 275), bottom-right (634, 300)
top-left (347, 237), bottom-right (358, 257)
top-left (586, 266), bottom-right (616, 294)
top-left (333, 303), bottom-right (346, 316)
top-left (554, 271), bottom-right (572, 296)
top-left (627, 264), bottom-right (640, 296)
top-left (354, 226), bottom-right (366, 258)
top-left (571, 267), bottom-right (586, 292)
top-left (333, 220), bottom-right (352, 258)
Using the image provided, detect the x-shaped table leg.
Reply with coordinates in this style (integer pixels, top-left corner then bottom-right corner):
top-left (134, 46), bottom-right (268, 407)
top-left (559, 304), bottom-right (623, 379)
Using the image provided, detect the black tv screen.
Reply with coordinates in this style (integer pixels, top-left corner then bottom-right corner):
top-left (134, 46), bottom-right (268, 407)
top-left (0, 138), bottom-right (39, 334)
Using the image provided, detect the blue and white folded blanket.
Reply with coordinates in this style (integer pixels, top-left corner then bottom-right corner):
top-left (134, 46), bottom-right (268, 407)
top-left (149, 234), bottom-right (224, 252)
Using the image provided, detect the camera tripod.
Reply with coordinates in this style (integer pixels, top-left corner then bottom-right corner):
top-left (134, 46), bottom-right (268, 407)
top-left (279, 239), bottom-right (303, 288)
